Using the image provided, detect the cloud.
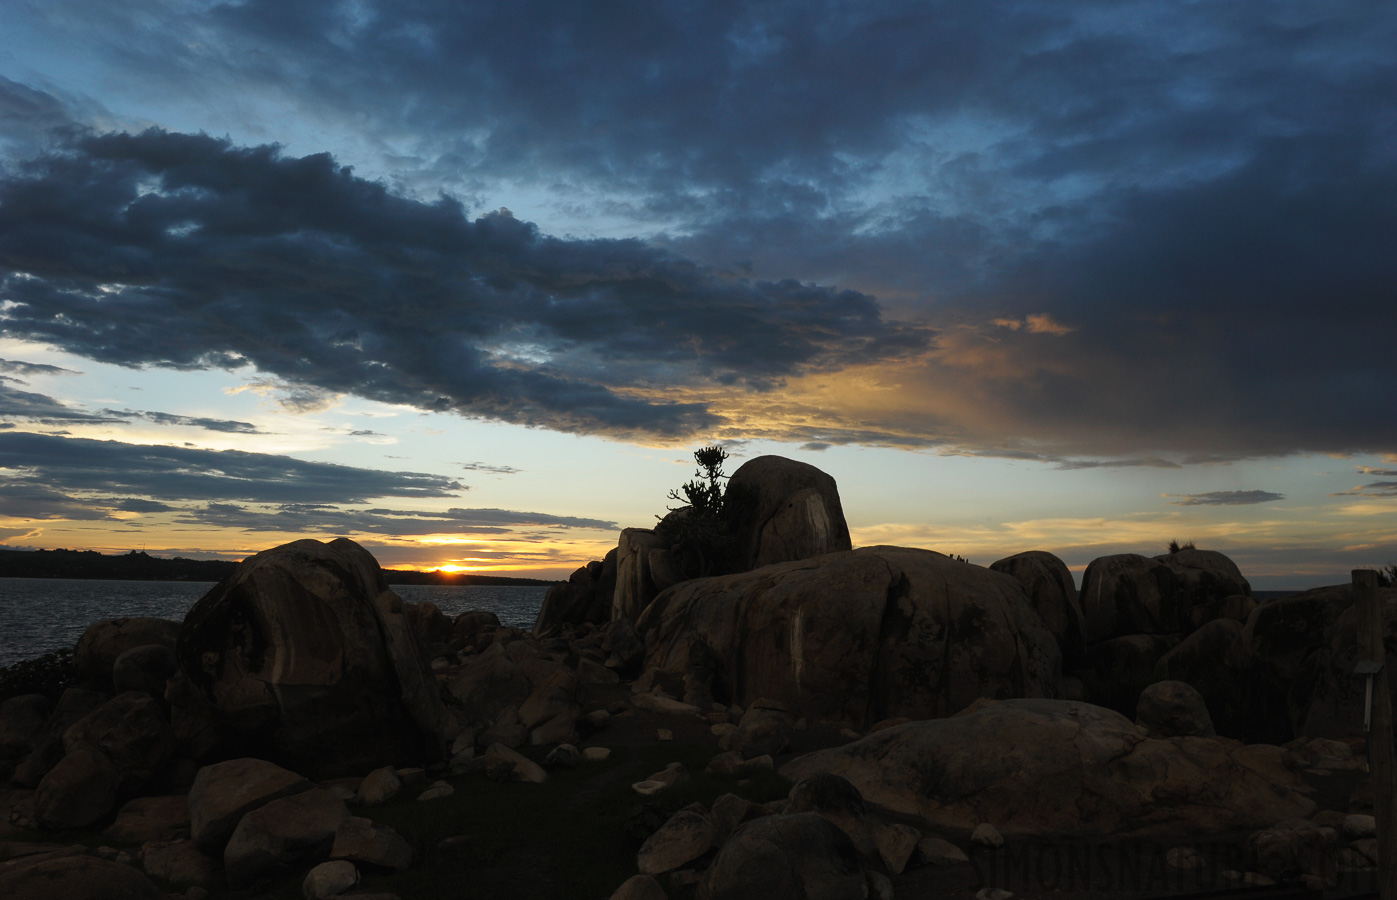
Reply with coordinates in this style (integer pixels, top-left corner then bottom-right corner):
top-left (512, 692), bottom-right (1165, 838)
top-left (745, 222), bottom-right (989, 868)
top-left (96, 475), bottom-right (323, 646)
top-left (1167, 490), bottom-right (1286, 506)
top-left (176, 502), bottom-right (615, 535)
top-left (0, 358), bottom-right (80, 378)
top-left (1333, 481), bottom-right (1397, 498)
top-left (1, 4), bottom-right (1394, 459)
top-left (101, 409), bottom-right (265, 434)
top-left (0, 431), bottom-right (463, 504)
top-left (1358, 467), bottom-right (1397, 477)
top-left (992, 314), bottom-right (1076, 336)
top-left (458, 462), bottom-right (520, 475)
top-left (799, 442), bottom-right (831, 452)
top-left (0, 383), bottom-right (122, 425)
top-left (0, 129), bottom-right (929, 443)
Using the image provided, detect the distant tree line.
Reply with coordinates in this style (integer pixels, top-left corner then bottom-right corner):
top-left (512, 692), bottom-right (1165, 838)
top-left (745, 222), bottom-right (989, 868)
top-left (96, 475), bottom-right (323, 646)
top-left (0, 547), bottom-right (558, 586)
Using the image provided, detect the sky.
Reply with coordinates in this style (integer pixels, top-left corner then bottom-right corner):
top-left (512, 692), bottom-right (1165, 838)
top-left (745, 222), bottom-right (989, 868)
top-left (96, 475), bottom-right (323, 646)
top-left (0, 1), bottom-right (1394, 588)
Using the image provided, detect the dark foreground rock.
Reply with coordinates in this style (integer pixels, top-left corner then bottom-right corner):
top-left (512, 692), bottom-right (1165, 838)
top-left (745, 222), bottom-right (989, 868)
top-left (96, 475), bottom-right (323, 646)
top-left (640, 546), bottom-right (1060, 727)
top-left (176, 538), bottom-right (446, 778)
top-left (779, 698), bottom-right (1315, 838)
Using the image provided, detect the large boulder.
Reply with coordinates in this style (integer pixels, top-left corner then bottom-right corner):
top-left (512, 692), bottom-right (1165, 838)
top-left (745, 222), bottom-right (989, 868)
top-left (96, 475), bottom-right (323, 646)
top-left (1151, 618), bottom-right (1292, 744)
top-left (0, 854), bottom-right (167, 900)
top-left (112, 644), bottom-right (178, 697)
top-left (533, 552), bottom-right (616, 637)
top-left (61, 691), bottom-right (177, 793)
top-left (990, 550), bottom-right (1086, 668)
top-left (73, 616), bottom-right (181, 692)
top-left (1081, 633), bottom-right (1176, 716)
top-left (446, 641), bottom-right (531, 724)
top-left (33, 743), bottom-right (123, 829)
top-left (725, 456), bottom-right (852, 573)
top-left (1079, 549), bottom-right (1250, 645)
top-left (0, 694), bottom-right (50, 760)
top-left (640, 546), bottom-right (1060, 727)
top-left (1135, 680), bottom-right (1214, 737)
top-left (9, 688), bottom-right (107, 787)
top-left (779, 698), bottom-right (1315, 838)
top-left (222, 787), bottom-right (350, 888)
top-left (612, 528), bottom-right (666, 622)
top-left (176, 538), bottom-right (446, 778)
top-left (1288, 590), bottom-right (1397, 739)
top-left (33, 691), bottom-right (179, 829)
top-left (189, 757), bottom-right (313, 853)
top-left (702, 812), bottom-right (869, 900)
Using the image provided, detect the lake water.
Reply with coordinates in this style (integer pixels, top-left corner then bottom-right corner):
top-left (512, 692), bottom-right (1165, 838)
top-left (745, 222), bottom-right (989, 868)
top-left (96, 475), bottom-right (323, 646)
top-left (0, 578), bottom-right (548, 669)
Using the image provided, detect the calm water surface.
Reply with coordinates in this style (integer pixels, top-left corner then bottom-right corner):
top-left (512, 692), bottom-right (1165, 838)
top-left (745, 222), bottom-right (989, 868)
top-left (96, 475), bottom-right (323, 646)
top-left (0, 578), bottom-right (547, 668)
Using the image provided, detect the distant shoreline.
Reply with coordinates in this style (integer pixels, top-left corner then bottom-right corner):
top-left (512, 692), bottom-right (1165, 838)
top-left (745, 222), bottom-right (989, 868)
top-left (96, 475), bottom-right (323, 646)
top-left (0, 547), bottom-right (560, 588)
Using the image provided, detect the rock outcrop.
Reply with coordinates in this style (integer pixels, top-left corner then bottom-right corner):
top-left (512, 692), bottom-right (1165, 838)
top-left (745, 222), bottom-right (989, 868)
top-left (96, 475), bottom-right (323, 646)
top-left (175, 538), bottom-right (446, 779)
top-left (1080, 550), bottom-right (1251, 644)
top-left (779, 698), bottom-right (1316, 838)
top-left (640, 546), bottom-right (1060, 727)
top-left (73, 616), bottom-right (181, 693)
top-left (725, 455), bottom-right (852, 572)
top-left (990, 550), bottom-right (1086, 668)
top-left (533, 550), bottom-right (617, 636)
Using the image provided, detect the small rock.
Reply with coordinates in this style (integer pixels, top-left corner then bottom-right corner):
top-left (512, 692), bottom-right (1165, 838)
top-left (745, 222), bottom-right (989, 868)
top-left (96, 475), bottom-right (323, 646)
top-left (395, 767), bottom-right (427, 787)
top-left (356, 766), bottom-right (403, 806)
top-left (839, 728), bottom-right (861, 741)
top-left (609, 873), bottom-right (668, 900)
top-left (303, 859), bottom-right (359, 899)
top-left (917, 836), bottom-right (968, 865)
top-left (582, 746), bottom-right (611, 762)
top-left (585, 709), bottom-right (611, 728)
top-left (657, 729), bottom-right (673, 741)
top-left (417, 780), bottom-right (454, 801)
top-left (331, 816), bottom-right (414, 870)
top-left (545, 743), bottom-right (582, 769)
top-left (632, 780), bottom-right (667, 796)
top-left (875, 822), bottom-right (921, 874)
top-left (971, 823), bottom-right (1004, 849)
top-left (711, 723), bottom-right (738, 739)
top-left (1166, 846), bottom-right (1202, 869)
top-left (636, 808), bottom-right (713, 875)
top-left (1343, 813), bottom-right (1376, 839)
top-left (868, 870), bottom-right (894, 900)
top-left (481, 742), bottom-right (547, 783)
top-left (1241, 872), bottom-right (1277, 887)
top-left (1351, 837), bottom-right (1379, 865)
top-left (976, 889), bottom-right (1013, 900)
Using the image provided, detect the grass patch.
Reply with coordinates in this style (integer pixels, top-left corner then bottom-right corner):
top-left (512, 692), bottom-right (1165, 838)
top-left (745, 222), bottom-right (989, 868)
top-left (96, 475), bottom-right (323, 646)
top-left (356, 742), bottom-right (790, 899)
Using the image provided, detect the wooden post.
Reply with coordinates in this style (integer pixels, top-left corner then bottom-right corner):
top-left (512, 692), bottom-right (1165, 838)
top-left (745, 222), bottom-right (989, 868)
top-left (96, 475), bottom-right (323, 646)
top-left (1356, 568), bottom-right (1397, 900)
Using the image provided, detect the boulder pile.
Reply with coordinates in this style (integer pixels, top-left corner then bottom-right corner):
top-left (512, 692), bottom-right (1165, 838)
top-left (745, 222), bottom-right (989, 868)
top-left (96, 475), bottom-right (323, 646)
top-left (1, 456), bottom-right (1390, 898)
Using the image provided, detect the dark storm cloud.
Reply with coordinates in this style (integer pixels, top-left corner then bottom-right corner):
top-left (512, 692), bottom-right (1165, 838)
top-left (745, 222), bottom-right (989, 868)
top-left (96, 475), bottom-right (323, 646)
top-left (0, 129), bottom-right (925, 440)
top-left (0, 482), bottom-right (112, 520)
top-left (177, 502), bottom-right (615, 535)
top-left (3, 2), bottom-right (1395, 458)
top-left (0, 358), bottom-right (79, 377)
top-left (101, 408), bottom-right (264, 434)
top-left (0, 75), bottom-right (78, 159)
top-left (1167, 490), bottom-right (1285, 507)
top-left (0, 431), bottom-right (462, 504)
top-left (0, 382), bottom-right (263, 433)
top-left (0, 383), bottom-right (121, 425)
top-left (1333, 482), bottom-right (1397, 499)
